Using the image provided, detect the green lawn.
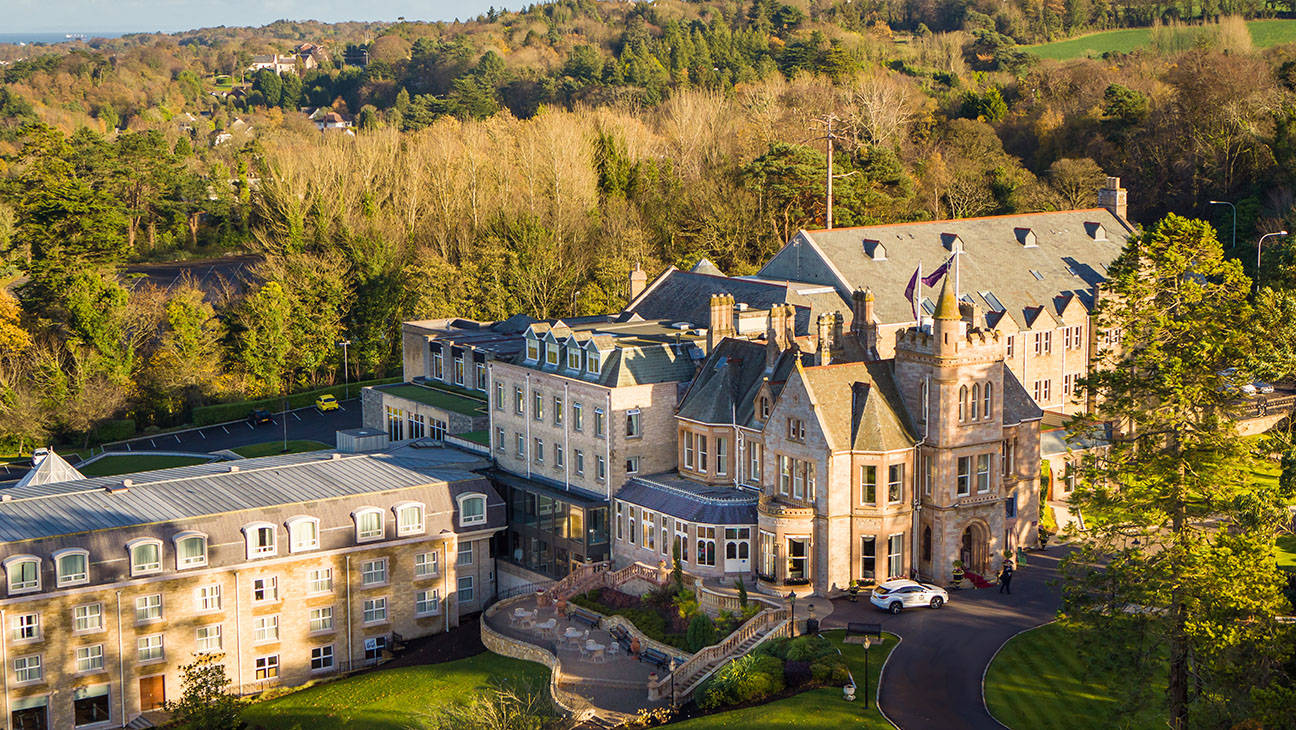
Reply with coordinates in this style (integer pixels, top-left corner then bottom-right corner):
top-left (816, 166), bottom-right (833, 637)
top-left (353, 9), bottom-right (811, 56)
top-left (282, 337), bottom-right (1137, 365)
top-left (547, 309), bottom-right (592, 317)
top-left (376, 383), bottom-right (487, 416)
top-left (77, 454), bottom-right (211, 477)
top-left (671, 630), bottom-right (897, 729)
top-left (1276, 534), bottom-right (1296, 570)
top-left (985, 622), bottom-right (1164, 730)
top-left (1027, 18), bottom-right (1296, 59)
top-left (458, 429), bottom-right (490, 446)
top-left (241, 653), bottom-right (549, 730)
top-left (233, 440), bottom-right (331, 458)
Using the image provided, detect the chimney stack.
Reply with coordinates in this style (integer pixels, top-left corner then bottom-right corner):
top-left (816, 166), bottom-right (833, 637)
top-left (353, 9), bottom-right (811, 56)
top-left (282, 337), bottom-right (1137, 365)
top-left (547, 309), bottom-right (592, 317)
top-left (707, 293), bottom-right (735, 350)
top-left (766, 304), bottom-right (792, 369)
top-left (1098, 176), bottom-right (1128, 220)
top-left (852, 288), bottom-right (879, 357)
top-left (816, 312), bottom-right (834, 366)
top-left (628, 264), bottom-right (648, 301)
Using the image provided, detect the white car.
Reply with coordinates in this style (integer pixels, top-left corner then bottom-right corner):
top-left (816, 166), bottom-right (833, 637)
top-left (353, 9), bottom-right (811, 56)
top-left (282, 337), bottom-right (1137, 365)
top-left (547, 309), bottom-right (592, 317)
top-left (870, 579), bottom-right (950, 614)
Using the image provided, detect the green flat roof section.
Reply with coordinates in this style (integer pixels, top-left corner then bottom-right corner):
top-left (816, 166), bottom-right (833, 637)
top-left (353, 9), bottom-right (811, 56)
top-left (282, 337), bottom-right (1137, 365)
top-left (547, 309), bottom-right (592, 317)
top-left (459, 430), bottom-right (490, 446)
top-left (377, 383), bottom-right (486, 416)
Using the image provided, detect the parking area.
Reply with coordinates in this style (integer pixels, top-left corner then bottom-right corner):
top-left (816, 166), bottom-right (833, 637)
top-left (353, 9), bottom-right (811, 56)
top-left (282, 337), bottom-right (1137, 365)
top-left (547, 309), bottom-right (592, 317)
top-left (0, 398), bottom-right (363, 485)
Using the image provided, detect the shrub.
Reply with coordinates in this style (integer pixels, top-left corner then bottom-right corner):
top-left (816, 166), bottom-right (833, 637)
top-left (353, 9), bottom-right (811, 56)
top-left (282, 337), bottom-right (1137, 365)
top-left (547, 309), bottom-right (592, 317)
top-left (686, 613), bottom-right (718, 652)
top-left (93, 418), bottom-right (135, 443)
top-left (783, 659), bottom-right (813, 688)
top-left (697, 654), bottom-right (786, 710)
top-left (810, 656), bottom-right (850, 685)
top-left (784, 635), bottom-right (835, 662)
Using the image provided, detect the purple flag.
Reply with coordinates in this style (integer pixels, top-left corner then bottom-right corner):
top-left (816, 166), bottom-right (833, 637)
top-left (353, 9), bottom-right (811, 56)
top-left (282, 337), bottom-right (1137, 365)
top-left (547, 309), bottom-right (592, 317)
top-left (903, 267), bottom-right (919, 318)
top-left (922, 254), bottom-right (955, 287)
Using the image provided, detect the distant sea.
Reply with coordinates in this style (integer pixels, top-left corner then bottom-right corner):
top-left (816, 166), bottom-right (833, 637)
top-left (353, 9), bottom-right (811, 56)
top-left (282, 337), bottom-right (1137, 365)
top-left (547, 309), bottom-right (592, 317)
top-left (0, 31), bottom-right (129, 45)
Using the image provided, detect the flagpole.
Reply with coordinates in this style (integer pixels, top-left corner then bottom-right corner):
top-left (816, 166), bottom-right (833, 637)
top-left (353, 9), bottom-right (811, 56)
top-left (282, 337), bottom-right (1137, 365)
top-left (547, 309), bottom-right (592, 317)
top-left (955, 244), bottom-right (962, 299)
top-left (916, 261), bottom-right (922, 325)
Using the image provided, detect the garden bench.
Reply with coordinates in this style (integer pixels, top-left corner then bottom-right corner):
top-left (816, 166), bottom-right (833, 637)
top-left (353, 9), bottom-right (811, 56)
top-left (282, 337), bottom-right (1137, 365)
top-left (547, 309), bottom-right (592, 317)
top-left (609, 625), bottom-right (633, 652)
top-left (570, 607), bottom-right (601, 628)
top-left (846, 622), bottom-right (883, 639)
top-left (639, 647), bottom-right (670, 669)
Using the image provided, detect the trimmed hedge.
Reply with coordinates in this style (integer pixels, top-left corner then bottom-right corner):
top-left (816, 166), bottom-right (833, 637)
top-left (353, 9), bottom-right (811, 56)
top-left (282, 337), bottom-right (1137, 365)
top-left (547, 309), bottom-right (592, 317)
top-left (192, 377), bottom-right (400, 426)
top-left (93, 419), bottom-right (136, 442)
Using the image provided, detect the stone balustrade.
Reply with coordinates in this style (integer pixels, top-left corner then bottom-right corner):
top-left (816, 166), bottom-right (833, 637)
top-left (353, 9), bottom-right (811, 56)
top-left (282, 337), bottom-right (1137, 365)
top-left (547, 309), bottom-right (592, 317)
top-left (648, 607), bottom-right (791, 701)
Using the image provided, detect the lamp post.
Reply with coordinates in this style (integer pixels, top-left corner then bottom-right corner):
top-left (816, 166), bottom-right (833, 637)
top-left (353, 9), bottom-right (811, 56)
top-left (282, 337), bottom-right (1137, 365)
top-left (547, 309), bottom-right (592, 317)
top-left (786, 591), bottom-right (797, 637)
top-left (862, 636), bottom-right (872, 709)
top-left (1209, 200), bottom-right (1236, 251)
top-left (1256, 231), bottom-right (1289, 293)
top-left (337, 338), bottom-right (352, 399)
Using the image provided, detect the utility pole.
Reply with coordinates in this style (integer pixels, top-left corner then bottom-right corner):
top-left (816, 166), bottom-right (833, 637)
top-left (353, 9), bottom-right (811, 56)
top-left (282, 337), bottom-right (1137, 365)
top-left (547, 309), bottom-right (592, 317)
top-left (337, 339), bottom-right (351, 400)
top-left (803, 114), bottom-right (857, 230)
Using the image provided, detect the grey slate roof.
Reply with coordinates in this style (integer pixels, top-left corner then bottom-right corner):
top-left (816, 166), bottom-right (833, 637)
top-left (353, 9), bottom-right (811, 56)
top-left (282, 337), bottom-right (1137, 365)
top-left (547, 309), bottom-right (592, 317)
top-left (757, 209), bottom-right (1130, 329)
top-left (624, 268), bottom-right (849, 335)
top-left (676, 338), bottom-right (800, 428)
top-left (0, 448), bottom-right (492, 544)
top-left (616, 473), bottom-right (758, 525)
top-left (1002, 368), bottom-right (1045, 426)
top-left (798, 361), bottom-right (918, 452)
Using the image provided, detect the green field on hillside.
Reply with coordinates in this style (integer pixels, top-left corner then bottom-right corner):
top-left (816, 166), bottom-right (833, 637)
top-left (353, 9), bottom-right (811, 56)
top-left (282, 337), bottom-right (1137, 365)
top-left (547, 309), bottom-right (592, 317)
top-left (1027, 19), bottom-right (1296, 60)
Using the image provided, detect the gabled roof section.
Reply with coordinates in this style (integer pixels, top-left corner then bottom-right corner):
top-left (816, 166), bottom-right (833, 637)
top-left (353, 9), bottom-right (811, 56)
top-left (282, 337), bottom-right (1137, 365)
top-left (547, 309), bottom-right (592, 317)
top-left (676, 338), bottom-right (798, 427)
top-left (1002, 368), bottom-right (1045, 425)
top-left (798, 361), bottom-right (917, 452)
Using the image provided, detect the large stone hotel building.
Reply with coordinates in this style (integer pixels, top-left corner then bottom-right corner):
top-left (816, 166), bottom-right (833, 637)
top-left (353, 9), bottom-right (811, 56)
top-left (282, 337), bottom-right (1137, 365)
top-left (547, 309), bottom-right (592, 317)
top-left (4, 182), bottom-right (1131, 727)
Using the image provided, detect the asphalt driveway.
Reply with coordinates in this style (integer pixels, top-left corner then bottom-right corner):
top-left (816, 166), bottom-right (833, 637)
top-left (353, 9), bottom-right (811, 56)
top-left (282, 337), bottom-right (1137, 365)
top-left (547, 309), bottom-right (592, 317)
top-left (823, 547), bottom-right (1067, 730)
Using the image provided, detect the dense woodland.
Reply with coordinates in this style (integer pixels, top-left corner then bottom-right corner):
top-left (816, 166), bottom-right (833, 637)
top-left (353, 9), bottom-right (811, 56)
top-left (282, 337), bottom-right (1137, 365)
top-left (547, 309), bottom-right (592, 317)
top-left (4, 0), bottom-right (1296, 448)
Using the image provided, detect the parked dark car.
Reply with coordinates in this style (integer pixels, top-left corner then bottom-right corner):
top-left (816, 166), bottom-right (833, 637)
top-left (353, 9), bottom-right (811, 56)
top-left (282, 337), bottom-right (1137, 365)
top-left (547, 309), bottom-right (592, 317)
top-left (248, 409), bottom-right (274, 426)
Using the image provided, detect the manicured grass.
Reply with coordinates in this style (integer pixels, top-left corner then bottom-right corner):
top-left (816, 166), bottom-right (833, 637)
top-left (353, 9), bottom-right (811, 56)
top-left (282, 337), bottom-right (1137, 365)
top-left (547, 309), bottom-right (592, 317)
top-left (232, 440), bottom-right (331, 458)
top-left (77, 454), bottom-right (211, 477)
top-left (458, 429), bottom-right (491, 446)
top-left (1276, 534), bottom-right (1296, 570)
top-left (1027, 18), bottom-right (1296, 59)
top-left (376, 383), bottom-right (487, 416)
top-left (985, 622), bottom-right (1164, 730)
top-left (241, 652), bottom-right (550, 730)
top-left (671, 630), bottom-right (897, 729)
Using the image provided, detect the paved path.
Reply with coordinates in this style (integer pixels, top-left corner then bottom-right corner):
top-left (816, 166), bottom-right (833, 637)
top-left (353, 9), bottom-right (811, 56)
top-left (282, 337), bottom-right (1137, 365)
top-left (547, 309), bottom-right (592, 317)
top-left (824, 547), bottom-right (1068, 730)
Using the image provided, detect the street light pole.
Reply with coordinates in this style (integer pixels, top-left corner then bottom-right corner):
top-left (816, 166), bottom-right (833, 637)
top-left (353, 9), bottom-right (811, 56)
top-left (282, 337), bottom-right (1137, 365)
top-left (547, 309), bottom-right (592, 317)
top-left (337, 339), bottom-right (352, 400)
top-left (1256, 230), bottom-right (1288, 293)
top-left (863, 636), bottom-right (871, 709)
top-left (786, 591), bottom-right (797, 637)
top-left (1208, 200), bottom-right (1236, 251)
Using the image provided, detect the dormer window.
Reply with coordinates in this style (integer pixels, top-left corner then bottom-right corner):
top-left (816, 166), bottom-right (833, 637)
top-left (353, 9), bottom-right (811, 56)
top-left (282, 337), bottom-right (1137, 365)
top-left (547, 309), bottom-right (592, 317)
top-left (458, 494), bottom-right (487, 527)
top-left (54, 549), bottom-right (89, 586)
top-left (587, 351), bottom-right (601, 374)
top-left (127, 539), bottom-right (163, 576)
top-left (286, 516), bottom-right (320, 553)
top-left (759, 397), bottom-right (771, 420)
top-left (567, 347), bottom-right (581, 370)
top-left (545, 343), bottom-right (559, 366)
top-left (395, 502), bottom-right (426, 536)
top-left (5, 556), bottom-right (41, 594)
top-left (525, 337), bottom-right (539, 362)
top-left (354, 508), bottom-right (385, 542)
top-left (863, 239), bottom-right (886, 260)
top-left (1014, 227), bottom-right (1037, 248)
top-left (173, 532), bottom-right (208, 569)
top-left (244, 523), bottom-right (277, 559)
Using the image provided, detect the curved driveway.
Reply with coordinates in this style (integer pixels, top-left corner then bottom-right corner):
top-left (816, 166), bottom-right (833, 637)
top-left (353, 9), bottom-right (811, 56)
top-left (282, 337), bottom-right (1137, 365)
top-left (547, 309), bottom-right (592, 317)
top-left (823, 547), bottom-right (1067, 730)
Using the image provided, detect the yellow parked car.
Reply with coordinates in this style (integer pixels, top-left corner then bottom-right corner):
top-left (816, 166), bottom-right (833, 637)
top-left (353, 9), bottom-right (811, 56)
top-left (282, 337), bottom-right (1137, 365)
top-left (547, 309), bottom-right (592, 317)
top-left (315, 394), bottom-right (340, 412)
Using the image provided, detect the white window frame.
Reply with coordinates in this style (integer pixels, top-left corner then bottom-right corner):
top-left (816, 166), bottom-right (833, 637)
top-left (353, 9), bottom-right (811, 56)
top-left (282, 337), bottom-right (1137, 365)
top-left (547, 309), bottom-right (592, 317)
top-left (253, 615), bottom-right (280, 644)
top-left (458, 493), bottom-right (487, 527)
top-left (137, 634), bottom-right (164, 663)
top-left (13, 654), bottom-right (41, 684)
top-left (362, 597), bottom-right (388, 625)
top-left (75, 644), bottom-right (104, 673)
top-left (309, 606), bottom-right (334, 633)
top-left (361, 558), bottom-right (388, 586)
top-left (196, 624), bottom-right (222, 653)
top-left (416, 589), bottom-right (441, 616)
top-left (243, 522), bottom-right (278, 559)
top-left (4, 555), bottom-right (41, 595)
top-left (197, 584), bottom-right (222, 612)
top-left (307, 568), bottom-right (333, 595)
top-left (12, 613), bottom-right (39, 643)
top-left (394, 502), bottom-right (426, 536)
top-left (126, 538), bottom-right (163, 576)
top-left (458, 575), bottom-right (475, 604)
top-left (311, 644), bottom-right (335, 672)
top-left (173, 531), bottom-right (208, 569)
top-left (135, 594), bottom-right (163, 624)
top-left (415, 551), bottom-right (439, 578)
top-left (254, 654), bottom-right (279, 680)
top-left (286, 516), bottom-right (320, 553)
top-left (251, 576), bottom-right (279, 603)
top-left (53, 548), bottom-right (90, 587)
top-left (458, 541), bottom-right (473, 566)
top-left (353, 507), bottom-right (385, 542)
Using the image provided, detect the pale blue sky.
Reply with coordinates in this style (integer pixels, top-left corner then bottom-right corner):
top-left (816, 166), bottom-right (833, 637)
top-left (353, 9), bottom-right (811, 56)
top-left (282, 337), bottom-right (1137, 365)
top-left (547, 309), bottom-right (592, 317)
top-left (6, 0), bottom-right (527, 33)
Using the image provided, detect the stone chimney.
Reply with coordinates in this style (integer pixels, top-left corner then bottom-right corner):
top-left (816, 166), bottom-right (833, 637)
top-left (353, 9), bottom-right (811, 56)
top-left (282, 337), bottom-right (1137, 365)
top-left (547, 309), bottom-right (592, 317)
top-left (1098, 176), bottom-right (1128, 220)
top-left (850, 288), bottom-right (869, 336)
top-left (816, 312), bottom-right (834, 366)
top-left (628, 264), bottom-right (648, 301)
top-left (708, 293), bottom-right (735, 350)
top-left (852, 288), bottom-right (879, 357)
top-left (766, 303), bottom-right (793, 369)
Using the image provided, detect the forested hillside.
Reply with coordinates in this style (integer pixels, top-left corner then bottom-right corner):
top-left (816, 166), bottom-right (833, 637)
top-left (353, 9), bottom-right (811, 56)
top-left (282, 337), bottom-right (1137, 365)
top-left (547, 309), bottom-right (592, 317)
top-left (4, 0), bottom-right (1296, 450)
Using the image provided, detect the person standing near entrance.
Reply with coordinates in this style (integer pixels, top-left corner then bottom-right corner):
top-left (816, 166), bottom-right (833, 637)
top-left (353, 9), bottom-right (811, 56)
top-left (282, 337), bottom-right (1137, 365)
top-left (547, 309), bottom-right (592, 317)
top-left (998, 561), bottom-right (1014, 594)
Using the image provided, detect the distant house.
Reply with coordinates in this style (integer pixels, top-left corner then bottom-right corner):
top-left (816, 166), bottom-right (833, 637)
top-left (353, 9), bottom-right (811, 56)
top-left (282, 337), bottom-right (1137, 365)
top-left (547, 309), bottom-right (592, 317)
top-left (248, 53), bottom-right (296, 75)
top-left (315, 111), bottom-right (352, 132)
top-left (296, 42), bottom-right (329, 68)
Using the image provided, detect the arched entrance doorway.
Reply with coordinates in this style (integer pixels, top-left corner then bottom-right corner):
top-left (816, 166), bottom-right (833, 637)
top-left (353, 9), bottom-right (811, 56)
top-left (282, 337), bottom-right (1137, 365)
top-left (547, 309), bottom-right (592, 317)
top-left (960, 522), bottom-right (990, 575)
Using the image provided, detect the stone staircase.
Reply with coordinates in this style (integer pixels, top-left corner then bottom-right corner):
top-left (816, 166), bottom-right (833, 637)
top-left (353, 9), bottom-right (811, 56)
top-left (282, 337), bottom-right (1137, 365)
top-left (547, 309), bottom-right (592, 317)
top-left (650, 607), bottom-right (792, 703)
